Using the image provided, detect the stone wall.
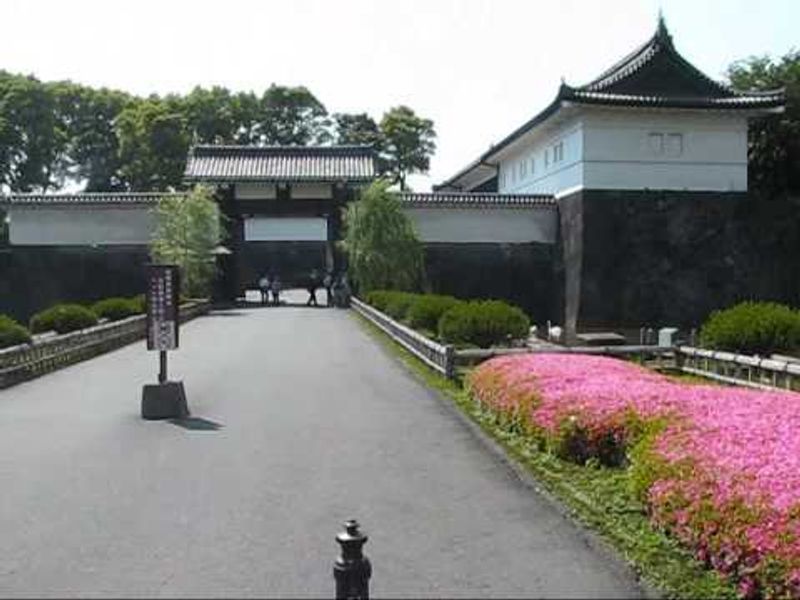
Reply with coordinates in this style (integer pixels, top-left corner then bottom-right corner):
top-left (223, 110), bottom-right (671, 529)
top-left (0, 246), bottom-right (149, 321)
top-left (422, 242), bottom-right (557, 322)
top-left (574, 189), bottom-right (794, 328)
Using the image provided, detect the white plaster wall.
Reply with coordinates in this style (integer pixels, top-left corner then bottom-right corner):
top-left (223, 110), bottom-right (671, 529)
top-left (291, 183), bottom-right (333, 199)
top-left (498, 122), bottom-right (584, 195)
top-left (9, 206), bottom-right (154, 246)
top-left (581, 109), bottom-right (749, 191)
top-left (244, 217), bottom-right (328, 241)
top-left (404, 207), bottom-right (557, 244)
top-left (235, 183), bottom-right (277, 200)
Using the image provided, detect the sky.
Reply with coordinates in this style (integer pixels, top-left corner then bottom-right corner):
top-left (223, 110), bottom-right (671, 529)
top-left (3, 0), bottom-right (797, 191)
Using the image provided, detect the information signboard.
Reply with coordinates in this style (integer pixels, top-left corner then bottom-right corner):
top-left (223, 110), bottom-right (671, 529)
top-left (146, 264), bottom-right (180, 351)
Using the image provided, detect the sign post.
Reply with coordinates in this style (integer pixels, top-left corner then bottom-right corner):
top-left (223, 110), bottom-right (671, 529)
top-left (141, 264), bottom-right (188, 420)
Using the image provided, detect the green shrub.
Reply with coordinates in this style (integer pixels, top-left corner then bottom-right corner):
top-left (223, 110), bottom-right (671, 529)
top-left (364, 290), bottom-right (394, 312)
top-left (407, 294), bottom-right (463, 332)
top-left (92, 297), bottom-right (142, 322)
top-left (383, 292), bottom-right (419, 321)
top-left (438, 300), bottom-right (530, 348)
top-left (130, 294), bottom-right (146, 313)
top-left (0, 315), bottom-right (32, 348)
top-left (30, 304), bottom-right (98, 335)
top-left (364, 290), bottom-right (419, 321)
top-left (699, 301), bottom-right (800, 355)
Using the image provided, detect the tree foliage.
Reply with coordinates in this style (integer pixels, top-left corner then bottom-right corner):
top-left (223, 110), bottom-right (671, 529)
top-left (379, 106), bottom-right (436, 190)
top-left (727, 50), bottom-right (800, 196)
top-left (0, 70), bottom-right (437, 193)
top-left (341, 180), bottom-right (424, 293)
top-left (150, 185), bottom-right (223, 297)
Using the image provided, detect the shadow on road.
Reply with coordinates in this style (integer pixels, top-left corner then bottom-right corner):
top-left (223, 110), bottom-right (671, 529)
top-left (169, 417), bottom-right (224, 431)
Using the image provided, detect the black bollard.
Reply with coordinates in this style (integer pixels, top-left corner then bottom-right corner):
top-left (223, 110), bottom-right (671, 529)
top-left (334, 519), bottom-right (372, 600)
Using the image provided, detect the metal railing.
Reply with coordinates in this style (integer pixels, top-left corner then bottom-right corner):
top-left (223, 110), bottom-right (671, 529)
top-left (676, 346), bottom-right (800, 392)
top-left (0, 301), bottom-right (210, 389)
top-left (351, 297), bottom-right (454, 378)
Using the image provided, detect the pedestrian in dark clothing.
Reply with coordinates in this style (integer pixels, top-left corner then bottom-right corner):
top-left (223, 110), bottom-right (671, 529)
top-left (270, 275), bottom-right (282, 306)
top-left (258, 273), bottom-right (271, 305)
top-left (306, 268), bottom-right (320, 307)
top-left (323, 271), bottom-right (333, 307)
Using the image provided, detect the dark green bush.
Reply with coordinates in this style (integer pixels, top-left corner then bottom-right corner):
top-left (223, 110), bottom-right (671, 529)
top-left (364, 290), bottom-right (419, 321)
top-left (0, 315), bottom-right (32, 348)
top-left (130, 294), bottom-right (146, 313)
top-left (92, 297), bottom-right (142, 322)
top-left (383, 292), bottom-right (419, 321)
top-left (407, 294), bottom-right (463, 332)
top-left (699, 301), bottom-right (800, 355)
top-left (364, 290), bottom-right (394, 312)
top-left (30, 304), bottom-right (98, 335)
top-left (438, 300), bottom-right (530, 348)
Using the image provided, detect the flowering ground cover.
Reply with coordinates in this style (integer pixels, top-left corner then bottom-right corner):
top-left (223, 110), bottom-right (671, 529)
top-left (468, 354), bottom-right (800, 598)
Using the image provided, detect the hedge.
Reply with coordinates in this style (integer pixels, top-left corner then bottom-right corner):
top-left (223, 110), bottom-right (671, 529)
top-left (0, 315), bottom-right (32, 349)
top-left (92, 297), bottom-right (143, 322)
top-left (406, 294), bottom-right (463, 332)
top-left (700, 301), bottom-right (800, 356)
top-left (30, 304), bottom-right (98, 335)
top-left (438, 300), bottom-right (530, 348)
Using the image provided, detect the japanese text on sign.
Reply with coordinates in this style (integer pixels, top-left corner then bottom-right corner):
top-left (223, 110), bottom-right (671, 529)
top-left (146, 265), bottom-right (180, 351)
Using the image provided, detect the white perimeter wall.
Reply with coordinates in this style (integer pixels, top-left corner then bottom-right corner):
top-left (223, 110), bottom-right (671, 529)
top-left (9, 206), bottom-right (154, 246)
top-left (404, 207), bottom-right (557, 244)
top-left (244, 217), bottom-right (328, 241)
top-left (581, 109), bottom-right (749, 192)
top-left (498, 121), bottom-right (584, 196)
top-left (495, 108), bottom-right (750, 195)
top-left (234, 183), bottom-right (333, 200)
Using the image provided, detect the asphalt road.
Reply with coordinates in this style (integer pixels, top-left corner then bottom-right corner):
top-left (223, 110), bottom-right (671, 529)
top-left (0, 297), bottom-right (644, 598)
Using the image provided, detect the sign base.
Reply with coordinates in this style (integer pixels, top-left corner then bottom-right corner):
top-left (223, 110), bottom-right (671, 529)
top-left (141, 381), bottom-right (189, 420)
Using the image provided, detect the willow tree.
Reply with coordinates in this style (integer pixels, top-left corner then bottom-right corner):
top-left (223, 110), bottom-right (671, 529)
top-left (150, 185), bottom-right (223, 297)
top-left (341, 180), bottom-right (423, 293)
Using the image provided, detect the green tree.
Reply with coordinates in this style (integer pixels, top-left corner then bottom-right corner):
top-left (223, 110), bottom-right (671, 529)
top-left (258, 85), bottom-right (330, 145)
top-left (116, 98), bottom-right (189, 190)
top-left (150, 185), bottom-right (223, 297)
top-left (0, 72), bottom-right (64, 191)
top-left (334, 112), bottom-right (383, 148)
top-left (341, 180), bottom-right (423, 292)
top-left (379, 106), bottom-right (436, 190)
top-left (727, 50), bottom-right (800, 196)
top-left (182, 86), bottom-right (237, 144)
top-left (51, 82), bottom-right (131, 191)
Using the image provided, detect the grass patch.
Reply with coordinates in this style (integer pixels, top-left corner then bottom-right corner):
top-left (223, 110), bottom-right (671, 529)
top-left (354, 312), bottom-right (738, 600)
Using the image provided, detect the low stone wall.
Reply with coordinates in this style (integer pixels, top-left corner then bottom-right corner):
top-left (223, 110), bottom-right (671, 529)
top-left (0, 301), bottom-right (210, 389)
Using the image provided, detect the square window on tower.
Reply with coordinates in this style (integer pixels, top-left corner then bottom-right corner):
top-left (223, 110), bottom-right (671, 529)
top-left (666, 133), bottom-right (684, 157)
top-left (648, 133), bottom-right (664, 155)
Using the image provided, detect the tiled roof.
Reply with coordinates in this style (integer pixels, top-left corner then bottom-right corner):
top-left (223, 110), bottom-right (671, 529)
top-left (568, 17), bottom-right (784, 109)
top-left (399, 192), bottom-right (555, 208)
top-left (0, 192), bottom-right (183, 206)
top-left (184, 145), bottom-right (377, 183)
top-left (437, 17), bottom-right (785, 192)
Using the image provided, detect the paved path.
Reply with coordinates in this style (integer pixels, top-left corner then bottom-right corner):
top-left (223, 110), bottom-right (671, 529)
top-left (0, 299), bottom-right (644, 598)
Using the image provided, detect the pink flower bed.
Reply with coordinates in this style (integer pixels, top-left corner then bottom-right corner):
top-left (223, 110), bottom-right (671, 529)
top-left (468, 354), bottom-right (800, 598)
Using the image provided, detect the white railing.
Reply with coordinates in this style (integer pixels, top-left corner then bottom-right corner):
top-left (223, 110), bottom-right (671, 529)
top-left (351, 297), bottom-right (455, 377)
top-left (0, 301), bottom-right (210, 389)
top-left (676, 346), bottom-right (800, 392)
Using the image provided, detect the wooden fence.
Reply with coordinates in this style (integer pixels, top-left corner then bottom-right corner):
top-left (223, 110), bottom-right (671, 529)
top-left (350, 298), bottom-right (454, 377)
top-left (352, 297), bottom-right (800, 393)
top-left (0, 301), bottom-right (210, 389)
top-left (676, 346), bottom-right (800, 392)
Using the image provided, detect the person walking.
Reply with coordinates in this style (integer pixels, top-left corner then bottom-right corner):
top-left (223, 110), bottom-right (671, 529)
top-left (257, 272), bottom-right (271, 305)
top-left (270, 274), bottom-right (282, 306)
top-left (306, 268), bottom-right (320, 307)
top-left (323, 270), bottom-right (333, 307)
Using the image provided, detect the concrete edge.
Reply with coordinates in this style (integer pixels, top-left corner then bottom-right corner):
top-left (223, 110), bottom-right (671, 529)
top-left (352, 311), bottom-right (663, 599)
